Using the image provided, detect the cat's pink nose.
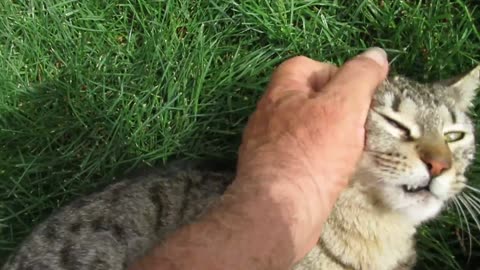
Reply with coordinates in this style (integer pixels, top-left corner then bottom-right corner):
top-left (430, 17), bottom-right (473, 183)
top-left (417, 139), bottom-right (453, 178)
top-left (420, 156), bottom-right (451, 177)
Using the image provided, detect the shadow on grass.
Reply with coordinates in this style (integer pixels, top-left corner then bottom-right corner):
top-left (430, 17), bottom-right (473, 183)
top-left (0, 77), bottom-right (243, 260)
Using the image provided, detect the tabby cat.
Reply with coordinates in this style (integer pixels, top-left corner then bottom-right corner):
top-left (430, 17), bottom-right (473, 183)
top-left (2, 66), bottom-right (480, 270)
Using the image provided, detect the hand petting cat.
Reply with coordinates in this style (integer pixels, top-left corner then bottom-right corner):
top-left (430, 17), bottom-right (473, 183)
top-left (130, 48), bottom-right (389, 270)
top-left (235, 48), bottom-right (389, 261)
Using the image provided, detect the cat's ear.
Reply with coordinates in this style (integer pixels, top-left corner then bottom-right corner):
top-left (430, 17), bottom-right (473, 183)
top-left (441, 65), bottom-right (480, 110)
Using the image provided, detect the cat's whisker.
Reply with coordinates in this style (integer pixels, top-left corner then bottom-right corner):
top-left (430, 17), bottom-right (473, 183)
top-left (462, 193), bottom-right (480, 217)
top-left (465, 192), bottom-right (480, 206)
top-left (459, 194), bottom-right (480, 262)
top-left (464, 185), bottom-right (480, 194)
top-left (450, 198), bottom-right (466, 243)
top-left (457, 196), bottom-right (480, 243)
top-left (450, 198), bottom-right (464, 227)
top-left (452, 197), bottom-right (472, 257)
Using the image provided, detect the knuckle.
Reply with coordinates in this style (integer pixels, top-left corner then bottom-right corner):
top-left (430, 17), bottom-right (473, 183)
top-left (280, 55), bottom-right (313, 68)
top-left (288, 55), bottom-right (311, 64)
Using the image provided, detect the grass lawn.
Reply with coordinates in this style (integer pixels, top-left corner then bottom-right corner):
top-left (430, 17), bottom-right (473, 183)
top-left (1, 0), bottom-right (480, 268)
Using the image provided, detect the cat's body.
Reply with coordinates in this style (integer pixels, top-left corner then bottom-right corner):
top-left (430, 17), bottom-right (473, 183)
top-left (2, 162), bottom-right (236, 270)
top-left (3, 66), bottom-right (480, 270)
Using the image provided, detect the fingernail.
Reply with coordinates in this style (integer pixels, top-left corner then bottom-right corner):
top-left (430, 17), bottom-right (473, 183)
top-left (360, 47), bottom-right (388, 66)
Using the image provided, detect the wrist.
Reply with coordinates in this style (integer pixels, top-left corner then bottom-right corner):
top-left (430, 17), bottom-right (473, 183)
top-left (234, 155), bottom-right (348, 258)
top-left (226, 169), bottom-right (331, 261)
top-left (129, 175), bottom-right (308, 270)
top-left (203, 178), bottom-right (302, 268)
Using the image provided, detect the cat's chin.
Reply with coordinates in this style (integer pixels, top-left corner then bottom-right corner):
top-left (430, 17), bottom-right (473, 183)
top-left (378, 184), bottom-right (445, 225)
top-left (395, 189), bottom-right (444, 225)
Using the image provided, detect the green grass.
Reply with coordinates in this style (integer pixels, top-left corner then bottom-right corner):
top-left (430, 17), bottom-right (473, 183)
top-left (0, 0), bottom-right (479, 269)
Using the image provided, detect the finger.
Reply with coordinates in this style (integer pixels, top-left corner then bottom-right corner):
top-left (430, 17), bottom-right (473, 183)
top-left (317, 47), bottom-right (389, 111)
top-left (262, 56), bottom-right (337, 104)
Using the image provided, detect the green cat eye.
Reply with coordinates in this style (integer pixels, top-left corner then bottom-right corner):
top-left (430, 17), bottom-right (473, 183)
top-left (444, 131), bottom-right (465, 142)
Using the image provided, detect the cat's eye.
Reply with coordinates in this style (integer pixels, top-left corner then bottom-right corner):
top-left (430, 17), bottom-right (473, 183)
top-left (444, 131), bottom-right (465, 142)
top-left (378, 113), bottom-right (412, 140)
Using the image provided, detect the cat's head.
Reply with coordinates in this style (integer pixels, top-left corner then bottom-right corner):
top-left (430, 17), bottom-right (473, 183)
top-left (358, 66), bottom-right (479, 224)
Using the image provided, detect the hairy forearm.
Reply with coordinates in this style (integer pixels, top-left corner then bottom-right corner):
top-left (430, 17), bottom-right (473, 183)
top-left (129, 173), bottom-right (314, 270)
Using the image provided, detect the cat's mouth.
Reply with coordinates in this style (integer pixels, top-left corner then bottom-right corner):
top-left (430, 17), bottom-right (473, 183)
top-left (401, 181), bottom-right (431, 194)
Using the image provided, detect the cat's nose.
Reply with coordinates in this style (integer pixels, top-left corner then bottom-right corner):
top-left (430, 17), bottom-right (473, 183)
top-left (420, 155), bottom-right (452, 177)
top-left (417, 138), bottom-right (452, 178)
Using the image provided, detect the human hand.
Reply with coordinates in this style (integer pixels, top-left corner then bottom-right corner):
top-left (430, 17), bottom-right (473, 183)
top-left (235, 48), bottom-right (389, 261)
